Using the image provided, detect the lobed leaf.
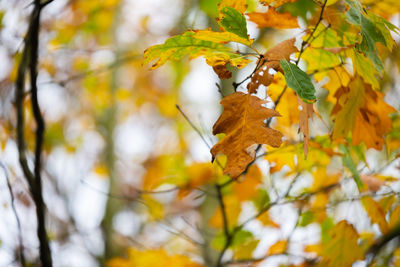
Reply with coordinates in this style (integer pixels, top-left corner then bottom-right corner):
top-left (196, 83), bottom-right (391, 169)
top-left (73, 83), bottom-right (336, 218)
top-left (191, 29), bottom-right (253, 46)
top-left (144, 31), bottom-right (249, 70)
top-left (321, 221), bottom-right (364, 267)
top-left (211, 92), bottom-right (283, 178)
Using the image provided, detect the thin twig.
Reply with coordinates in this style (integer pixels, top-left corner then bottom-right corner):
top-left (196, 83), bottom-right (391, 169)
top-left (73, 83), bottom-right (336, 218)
top-left (215, 184), bottom-right (232, 267)
top-left (0, 162), bottom-right (26, 267)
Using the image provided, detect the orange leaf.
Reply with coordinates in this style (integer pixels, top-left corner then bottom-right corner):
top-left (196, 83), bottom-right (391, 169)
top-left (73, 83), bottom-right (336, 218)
top-left (332, 76), bottom-right (395, 149)
top-left (233, 165), bottom-right (263, 201)
top-left (352, 86), bottom-right (395, 149)
top-left (248, 7), bottom-right (299, 29)
top-left (211, 92), bottom-right (283, 178)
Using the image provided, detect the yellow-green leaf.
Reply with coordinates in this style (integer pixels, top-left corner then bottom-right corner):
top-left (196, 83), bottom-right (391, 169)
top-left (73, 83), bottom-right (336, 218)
top-left (191, 30), bottom-right (253, 46)
top-left (144, 31), bottom-right (249, 69)
top-left (321, 220), bottom-right (364, 267)
top-left (361, 196), bottom-right (389, 234)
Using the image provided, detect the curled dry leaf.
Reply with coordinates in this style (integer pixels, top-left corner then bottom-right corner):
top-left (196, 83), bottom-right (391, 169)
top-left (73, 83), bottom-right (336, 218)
top-left (247, 38), bottom-right (298, 94)
top-left (298, 96), bottom-right (314, 158)
top-left (211, 92), bottom-right (283, 178)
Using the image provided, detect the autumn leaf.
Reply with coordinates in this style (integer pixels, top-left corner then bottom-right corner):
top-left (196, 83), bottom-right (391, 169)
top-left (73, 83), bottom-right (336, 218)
top-left (361, 196), bottom-right (389, 234)
top-left (233, 164), bottom-right (263, 201)
top-left (247, 38), bottom-right (298, 93)
top-left (211, 92), bottom-right (283, 178)
top-left (280, 59), bottom-right (316, 102)
top-left (333, 76), bottom-right (395, 149)
top-left (107, 248), bottom-right (201, 267)
top-left (268, 240), bottom-right (288, 255)
top-left (320, 221), bottom-right (364, 267)
top-left (298, 96), bottom-right (314, 157)
top-left (143, 31), bottom-right (250, 70)
top-left (332, 78), bottom-right (365, 140)
top-left (191, 30), bottom-right (253, 46)
top-left (248, 7), bottom-right (299, 29)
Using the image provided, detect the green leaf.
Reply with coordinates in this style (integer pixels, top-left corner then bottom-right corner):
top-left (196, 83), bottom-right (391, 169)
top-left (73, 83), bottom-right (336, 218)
top-left (344, 0), bottom-right (393, 74)
top-left (280, 59), bottom-right (316, 102)
top-left (144, 31), bottom-right (250, 69)
top-left (219, 7), bottom-right (249, 40)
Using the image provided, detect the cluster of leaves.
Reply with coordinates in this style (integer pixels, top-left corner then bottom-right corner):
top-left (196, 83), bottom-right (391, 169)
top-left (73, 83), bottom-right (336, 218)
top-left (136, 0), bottom-right (400, 266)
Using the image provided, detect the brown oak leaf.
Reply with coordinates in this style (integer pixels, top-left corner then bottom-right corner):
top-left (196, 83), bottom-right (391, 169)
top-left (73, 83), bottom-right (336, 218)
top-left (211, 92), bottom-right (283, 178)
top-left (247, 38), bottom-right (298, 93)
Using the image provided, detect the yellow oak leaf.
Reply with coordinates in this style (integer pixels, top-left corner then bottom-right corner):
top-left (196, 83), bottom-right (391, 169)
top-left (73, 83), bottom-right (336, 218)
top-left (321, 221), bottom-right (364, 267)
top-left (191, 30), bottom-right (253, 46)
top-left (268, 240), bottom-right (288, 255)
top-left (247, 7), bottom-right (299, 29)
top-left (361, 196), bottom-right (389, 234)
top-left (211, 92), bottom-right (283, 178)
top-left (107, 248), bottom-right (201, 267)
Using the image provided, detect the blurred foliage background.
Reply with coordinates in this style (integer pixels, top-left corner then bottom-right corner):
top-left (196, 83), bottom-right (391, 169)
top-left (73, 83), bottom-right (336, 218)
top-left (0, 0), bottom-right (400, 266)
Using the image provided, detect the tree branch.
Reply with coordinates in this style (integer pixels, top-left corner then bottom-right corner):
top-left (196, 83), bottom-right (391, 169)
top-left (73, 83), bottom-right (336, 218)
top-left (14, 0), bottom-right (53, 265)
